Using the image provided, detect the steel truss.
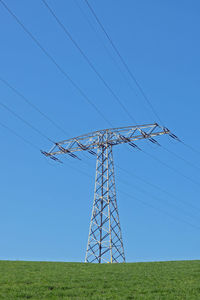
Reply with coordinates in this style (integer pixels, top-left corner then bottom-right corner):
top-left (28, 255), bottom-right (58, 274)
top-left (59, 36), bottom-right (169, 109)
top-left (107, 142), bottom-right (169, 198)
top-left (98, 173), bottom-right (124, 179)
top-left (44, 123), bottom-right (170, 263)
top-left (85, 138), bottom-right (125, 263)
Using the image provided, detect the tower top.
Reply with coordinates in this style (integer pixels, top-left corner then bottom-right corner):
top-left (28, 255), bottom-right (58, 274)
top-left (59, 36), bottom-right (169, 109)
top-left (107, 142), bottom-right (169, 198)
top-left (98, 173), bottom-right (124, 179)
top-left (43, 123), bottom-right (169, 160)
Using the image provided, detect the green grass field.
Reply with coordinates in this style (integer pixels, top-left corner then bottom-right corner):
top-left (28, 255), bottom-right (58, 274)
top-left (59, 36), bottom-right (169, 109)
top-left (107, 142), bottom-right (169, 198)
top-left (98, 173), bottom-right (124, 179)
top-left (0, 260), bottom-right (199, 299)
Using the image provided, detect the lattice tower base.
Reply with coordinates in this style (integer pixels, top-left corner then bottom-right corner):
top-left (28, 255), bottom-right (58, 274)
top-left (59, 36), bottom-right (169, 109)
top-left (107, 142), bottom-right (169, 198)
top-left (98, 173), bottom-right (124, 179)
top-left (85, 142), bottom-right (125, 263)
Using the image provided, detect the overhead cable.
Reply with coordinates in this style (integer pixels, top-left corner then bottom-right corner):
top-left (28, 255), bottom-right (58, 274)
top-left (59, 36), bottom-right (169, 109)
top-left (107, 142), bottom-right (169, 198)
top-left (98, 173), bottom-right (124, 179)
top-left (83, 0), bottom-right (200, 173)
top-left (41, 0), bottom-right (137, 124)
top-left (0, 76), bottom-right (94, 161)
top-left (0, 120), bottom-right (39, 150)
top-left (117, 164), bottom-right (200, 212)
top-left (0, 101), bottom-right (54, 143)
top-left (142, 149), bottom-right (200, 187)
top-left (0, 76), bottom-right (70, 136)
top-left (161, 144), bottom-right (200, 172)
top-left (0, 0), bottom-right (112, 127)
top-left (74, 0), bottom-right (141, 108)
top-left (119, 177), bottom-right (200, 222)
top-left (84, 0), bottom-right (164, 125)
top-left (119, 189), bottom-right (200, 231)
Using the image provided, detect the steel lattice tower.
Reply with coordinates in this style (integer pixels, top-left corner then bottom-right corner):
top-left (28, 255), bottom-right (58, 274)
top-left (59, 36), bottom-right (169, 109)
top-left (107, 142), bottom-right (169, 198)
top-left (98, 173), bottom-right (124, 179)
top-left (85, 136), bottom-right (125, 263)
top-left (43, 123), bottom-right (169, 263)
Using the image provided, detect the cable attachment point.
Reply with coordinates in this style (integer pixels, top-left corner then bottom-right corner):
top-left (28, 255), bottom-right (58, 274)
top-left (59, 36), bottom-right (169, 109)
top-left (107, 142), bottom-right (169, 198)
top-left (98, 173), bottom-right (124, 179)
top-left (141, 130), bottom-right (149, 138)
top-left (55, 143), bottom-right (81, 160)
top-left (169, 132), bottom-right (181, 142)
top-left (119, 134), bottom-right (131, 143)
top-left (141, 130), bottom-right (160, 146)
top-left (119, 134), bottom-right (141, 150)
top-left (77, 141), bottom-right (96, 156)
top-left (88, 149), bottom-right (96, 156)
top-left (162, 127), bottom-right (181, 141)
top-left (129, 142), bottom-right (141, 150)
top-left (40, 150), bottom-right (63, 163)
top-left (163, 127), bottom-right (170, 133)
top-left (149, 138), bottom-right (161, 146)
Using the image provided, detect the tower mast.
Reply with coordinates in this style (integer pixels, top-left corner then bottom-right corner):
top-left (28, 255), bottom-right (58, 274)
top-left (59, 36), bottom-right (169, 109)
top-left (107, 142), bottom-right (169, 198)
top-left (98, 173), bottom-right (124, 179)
top-left (85, 131), bottom-right (125, 263)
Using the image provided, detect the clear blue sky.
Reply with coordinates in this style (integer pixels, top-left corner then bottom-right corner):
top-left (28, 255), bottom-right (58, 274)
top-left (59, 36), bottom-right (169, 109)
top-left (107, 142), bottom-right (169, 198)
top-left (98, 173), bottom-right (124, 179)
top-left (0, 0), bottom-right (200, 262)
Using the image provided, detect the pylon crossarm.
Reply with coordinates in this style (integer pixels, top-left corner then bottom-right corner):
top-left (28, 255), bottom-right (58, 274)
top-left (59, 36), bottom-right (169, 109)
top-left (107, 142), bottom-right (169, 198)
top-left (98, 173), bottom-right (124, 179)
top-left (46, 123), bottom-right (169, 156)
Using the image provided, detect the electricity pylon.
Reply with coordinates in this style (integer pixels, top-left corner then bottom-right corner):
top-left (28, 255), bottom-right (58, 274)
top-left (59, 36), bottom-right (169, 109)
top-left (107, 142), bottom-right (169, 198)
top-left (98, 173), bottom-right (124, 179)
top-left (43, 123), bottom-right (169, 263)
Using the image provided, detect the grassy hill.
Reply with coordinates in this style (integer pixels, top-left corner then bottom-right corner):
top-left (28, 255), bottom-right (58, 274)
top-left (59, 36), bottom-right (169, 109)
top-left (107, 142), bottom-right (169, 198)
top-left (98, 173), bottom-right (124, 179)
top-left (0, 260), bottom-right (199, 299)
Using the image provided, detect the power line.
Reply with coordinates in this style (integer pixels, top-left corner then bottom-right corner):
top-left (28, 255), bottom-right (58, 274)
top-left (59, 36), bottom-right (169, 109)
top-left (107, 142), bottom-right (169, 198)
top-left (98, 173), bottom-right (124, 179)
top-left (2, 80), bottom-right (198, 216)
top-left (25, 0), bottom-right (200, 180)
top-left (144, 137), bottom-right (200, 173)
top-left (84, 0), bottom-right (164, 125)
top-left (161, 144), bottom-right (200, 172)
top-left (0, 101), bottom-right (85, 162)
top-left (0, 0), bottom-right (112, 127)
top-left (53, 153), bottom-right (200, 230)
top-left (180, 140), bottom-right (200, 157)
top-left (45, 125), bottom-right (200, 244)
top-left (0, 101), bottom-right (53, 143)
top-left (84, 0), bottom-right (200, 169)
top-left (0, 119), bottom-right (62, 165)
top-left (119, 136), bottom-right (200, 189)
top-left (116, 164), bottom-right (200, 212)
top-left (42, 150), bottom-right (200, 231)
top-left (75, 0), bottom-right (149, 117)
top-left (58, 140), bottom-right (200, 218)
top-left (2, 116), bottom-right (198, 233)
top-left (3, 74), bottom-right (198, 191)
top-left (72, 156), bottom-right (200, 230)
top-left (0, 76), bottom-right (95, 162)
top-left (142, 149), bottom-right (200, 187)
top-left (166, 132), bottom-right (200, 165)
top-left (0, 118), bottom-right (92, 172)
top-left (0, 120), bottom-right (39, 151)
top-left (64, 152), bottom-right (200, 223)
top-left (63, 156), bottom-right (200, 230)
top-left (43, 0), bottom-right (199, 177)
top-left (81, 0), bottom-right (200, 177)
top-left (119, 189), bottom-right (200, 231)
top-left (2, 109), bottom-right (194, 235)
top-left (0, 76), bottom-right (70, 136)
top-left (2, 0), bottom-right (199, 233)
top-left (41, 0), bottom-right (137, 124)
top-left (119, 177), bottom-right (200, 222)
top-left (4, 0), bottom-right (196, 182)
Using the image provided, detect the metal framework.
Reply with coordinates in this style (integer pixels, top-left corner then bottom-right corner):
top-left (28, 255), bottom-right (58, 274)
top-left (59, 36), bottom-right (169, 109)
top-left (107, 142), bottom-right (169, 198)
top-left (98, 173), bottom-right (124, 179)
top-left (43, 123), bottom-right (169, 263)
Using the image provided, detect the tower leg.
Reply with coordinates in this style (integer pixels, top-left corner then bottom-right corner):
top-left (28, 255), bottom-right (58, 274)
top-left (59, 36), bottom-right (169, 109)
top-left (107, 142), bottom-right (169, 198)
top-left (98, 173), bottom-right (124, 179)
top-left (85, 144), bottom-right (125, 263)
